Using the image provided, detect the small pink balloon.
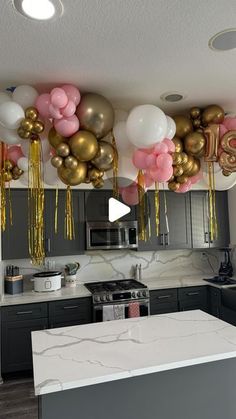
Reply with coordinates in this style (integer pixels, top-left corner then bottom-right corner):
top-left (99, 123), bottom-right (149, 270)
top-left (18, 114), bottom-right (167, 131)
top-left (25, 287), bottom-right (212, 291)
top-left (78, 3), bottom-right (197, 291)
top-left (145, 153), bottom-right (156, 168)
top-left (163, 138), bottom-right (175, 153)
top-left (132, 149), bottom-right (148, 169)
top-left (223, 117), bottom-right (236, 131)
top-left (7, 146), bottom-right (23, 164)
top-left (61, 100), bottom-right (76, 118)
top-left (140, 147), bottom-right (154, 154)
top-left (177, 181), bottom-right (191, 193)
top-left (62, 84), bottom-right (81, 106)
top-left (35, 93), bottom-right (51, 118)
top-left (54, 115), bottom-right (79, 137)
top-left (219, 124), bottom-right (227, 138)
top-left (122, 186), bottom-right (139, 206)
top-left (156, 153), bottom-right (173, 169)
top-left (50, 87), bottom-right (68, 108)
top-left (144, 172), bottom-right (154, 188)
top-left (49, 104), bottom-right (63, 120)
top-left (150, 166), bottom-right (173, 182)
top-left (190, 171), bottom-right (203, 185)
top-left (153, 142), bottom-right (168, 155)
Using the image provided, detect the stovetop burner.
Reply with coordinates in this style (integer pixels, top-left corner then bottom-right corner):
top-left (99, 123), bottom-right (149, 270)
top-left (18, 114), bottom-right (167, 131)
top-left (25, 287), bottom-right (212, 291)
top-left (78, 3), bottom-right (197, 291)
top-left (85, 279), bottom-right (149, 304)
top-left (85, 279), bottom-right (146, 294)
top-left (204, 276), bottom-right (236, 286)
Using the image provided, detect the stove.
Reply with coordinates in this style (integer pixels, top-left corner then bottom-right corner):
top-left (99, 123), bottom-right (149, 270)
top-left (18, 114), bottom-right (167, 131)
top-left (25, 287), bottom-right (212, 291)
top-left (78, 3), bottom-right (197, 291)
top-left (204, 276), bottom-right (236, 286)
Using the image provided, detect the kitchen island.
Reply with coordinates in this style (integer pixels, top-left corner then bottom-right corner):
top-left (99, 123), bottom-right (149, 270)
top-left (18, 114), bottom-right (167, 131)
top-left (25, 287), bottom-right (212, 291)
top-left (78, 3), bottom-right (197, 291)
top-left (32, 310), bottom-right (236, 419)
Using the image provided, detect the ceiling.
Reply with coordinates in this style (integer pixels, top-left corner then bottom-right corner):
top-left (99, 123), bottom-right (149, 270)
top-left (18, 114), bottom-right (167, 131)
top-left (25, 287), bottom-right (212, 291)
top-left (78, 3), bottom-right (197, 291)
top-left (1, 0), bottom-right (236, 113)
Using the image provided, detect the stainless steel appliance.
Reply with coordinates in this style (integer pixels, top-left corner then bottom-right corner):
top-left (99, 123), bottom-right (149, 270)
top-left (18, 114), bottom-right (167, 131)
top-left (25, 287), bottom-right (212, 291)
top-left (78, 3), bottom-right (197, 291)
top-left (85, 279), bottom-right (149, 322)
top-left (86, 221), bottom-right (138, 250)
top-left (203, 276), bottom-right (236, 287)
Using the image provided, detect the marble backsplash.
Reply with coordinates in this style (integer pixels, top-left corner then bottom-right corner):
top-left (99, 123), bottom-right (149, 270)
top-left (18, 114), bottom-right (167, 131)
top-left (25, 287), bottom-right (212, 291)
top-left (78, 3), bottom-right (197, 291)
top-left (0, 248), bottom-right (222, 294)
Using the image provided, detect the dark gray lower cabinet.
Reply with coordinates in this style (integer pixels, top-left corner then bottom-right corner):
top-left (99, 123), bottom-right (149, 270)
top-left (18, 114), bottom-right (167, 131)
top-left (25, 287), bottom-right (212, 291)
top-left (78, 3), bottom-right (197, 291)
top-left (48, 298), bottom-right (92, 328)
top-left (150, 288), bottom-right (178, 315)
top-left (178, 286), bottom-right (208, 312)
top-left (208, 287), bottom-right (221, 318)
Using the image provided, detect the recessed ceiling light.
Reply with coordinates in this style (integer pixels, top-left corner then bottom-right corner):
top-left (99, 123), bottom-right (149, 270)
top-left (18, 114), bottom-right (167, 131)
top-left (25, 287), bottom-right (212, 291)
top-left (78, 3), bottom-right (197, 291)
top-left (160, 92), bottom-right (185, 103)
top-left (13, 0), bottom-right (63, 21)
top-left (209, 29), bottom-right (236, 51)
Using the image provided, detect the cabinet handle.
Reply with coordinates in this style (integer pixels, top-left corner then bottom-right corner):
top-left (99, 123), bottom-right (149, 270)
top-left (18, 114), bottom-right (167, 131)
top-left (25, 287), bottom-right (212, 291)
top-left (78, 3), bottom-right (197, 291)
top-left (186, 292), bottom-right (199, 296)
top-left (160, 234), bottom-right (164, 246)
top-left (164, 233), bottom-right (169, 246)
top-left (16, 310), bottom-right (33, 315)
top-left (204, 232), bottom-right (209, 243)
top-left (46, 238), bottom-right (51, 253)
top-left (157, 295), bottom-right (172, 299)
top-left (209, 231), bottom-right (213, 243)
top-left (63, 305), bottom-right (79, 310)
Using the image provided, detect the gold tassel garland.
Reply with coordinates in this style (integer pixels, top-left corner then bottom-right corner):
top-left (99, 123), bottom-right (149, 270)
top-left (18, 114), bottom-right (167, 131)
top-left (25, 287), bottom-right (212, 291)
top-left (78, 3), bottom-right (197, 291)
top-left (28, 137), bottom-right (45, 265)
top-left (112, 132), bottom-right (119, 199)
top-left (138, 170), bottom-right (147, 241)
top-left (207, 162), bottom-right (218, 242)
top-left (154, 181), bottom-right (160, 236)
top-left (64, 186), bottom-right (75, 240)
top-left (54, 187), bottom-right (59, 234)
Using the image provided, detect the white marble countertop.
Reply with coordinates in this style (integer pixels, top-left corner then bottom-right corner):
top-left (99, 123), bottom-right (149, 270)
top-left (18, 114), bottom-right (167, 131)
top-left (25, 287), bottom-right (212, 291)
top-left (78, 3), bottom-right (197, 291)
top-left (32, 310), bottom-right (236, 396)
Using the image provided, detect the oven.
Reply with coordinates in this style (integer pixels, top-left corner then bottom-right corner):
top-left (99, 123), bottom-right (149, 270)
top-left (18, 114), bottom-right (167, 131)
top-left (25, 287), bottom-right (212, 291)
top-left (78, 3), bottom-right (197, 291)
top-left (93, 299), bottom-right (150, 322)
top-left (86, 221), bottom-right (138, 250)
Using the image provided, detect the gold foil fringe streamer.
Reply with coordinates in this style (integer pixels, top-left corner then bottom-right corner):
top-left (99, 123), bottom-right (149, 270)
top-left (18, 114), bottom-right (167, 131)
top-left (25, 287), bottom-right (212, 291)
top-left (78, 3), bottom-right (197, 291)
top-left (208, 162), bottom-right (218, 241)
top-left (163, 188), bottom-right (169, 234)
top-left (138, 170), bottom-right (147, 241)
top-left (0, 142), bottom-right (7, 231)
top-left (28, 137), bottom-right (45, 265)
top-left (64, 186), bottom-right (75, 240)
top-left (154, 181), bottom-right (160, 236)
top-left (54, 187), bottom-right (58, 234)
top-left (111, 131), bottom-right (119, 199)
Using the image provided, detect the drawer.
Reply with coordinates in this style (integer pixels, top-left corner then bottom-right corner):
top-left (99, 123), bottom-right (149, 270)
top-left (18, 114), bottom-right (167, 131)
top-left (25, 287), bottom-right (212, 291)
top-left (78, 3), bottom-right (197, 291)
top-left (150, 301), bottom-right (178, 315)
top-left (150, 288), bottom-right (178, 304)
top-left (48, 297), bottom-right (92, 324)
top-left (178, 286), bottom-right (207, 301)
top-left (1, 303), bottom-right (48, 322)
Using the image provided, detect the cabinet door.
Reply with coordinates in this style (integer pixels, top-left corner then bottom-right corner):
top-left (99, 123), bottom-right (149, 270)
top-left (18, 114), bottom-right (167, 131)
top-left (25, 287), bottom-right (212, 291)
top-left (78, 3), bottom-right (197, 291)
top-left (85, 190), bottom-right (136, 222)
top-left (190, 191), bottom-right (209, 248)
top-left (150, 288), bottom-right (178, 315)
top-left (2, 189), bottom-right (28, 259)
top-left (1, 318), bottom-right (48, 373)
top-left (178, 286), bottom-right (208, 312)
top-left (164, 192), bottom-right (192, 249)
top-left (210, 191), bottom-right (230, 248)
top-left (45, 190), bottom-right (85, 256)
top-left (48, 297), bottom-right (92, 328)
top-left (138, 191), bottom-right (164, 251)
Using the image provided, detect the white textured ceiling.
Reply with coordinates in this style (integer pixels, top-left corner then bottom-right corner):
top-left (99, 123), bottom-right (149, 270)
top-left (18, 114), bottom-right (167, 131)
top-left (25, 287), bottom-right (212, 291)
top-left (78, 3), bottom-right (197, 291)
top-left (1, 0), bottom-right (236, 112)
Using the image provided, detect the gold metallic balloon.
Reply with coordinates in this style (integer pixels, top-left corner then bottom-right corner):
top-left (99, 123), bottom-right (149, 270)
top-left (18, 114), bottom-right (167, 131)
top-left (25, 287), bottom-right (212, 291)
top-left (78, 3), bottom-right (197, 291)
top-left (190, 107), bottom-right (201, 120)
top-left (69, 130), bottom-right (98, 162)
top-left (3, 171), bottom-right (13, 182)
top-left (20, 118), bottom-right (34, 132)
top-left (173, 115), bottom-right (193, 138)
top-left (12, 173), bottom-right (20, 180)
top-left (76, 93), bottom-right (114, 139)
top-left (25, 107), bottom-right (38, 121)
top-left (173, 165), bottom-right (184, 177)
top-left (88, 167), bottom-right (104, 180)
top-left (188, 158), bottom-right (200, 176)
top-left (172, 137), bottom-right (183, 153)
top-left (202, 105), bottom-right (224, 125)
top-left (192, 118), bottom-right (201, 129)
top-left (51, 156), bottom-right (63, 168)
top-left (32, 121), bottom-right (44, 134)
top-left (177, 175), bottom-right (189, 184)
top-left (180, 152), bottom-right (188, 165)
top-left (91, 141), bottom-right (115, 171)
top-left (84, 177), bottom-right (91, 184)
top-left (56, 142), bottom-right (70, 157)
top-left (222, 169), bottom-right (231, 177)
top-left (4, 159), bottom-right (13, 171)
top-left (168, 175), bottom-right (175, 183)
top-left (172, 152), bottom-right (183, 166)
top-left (92, 178), bottom-right (105, 189)
top-left (58, 162), bottom-right (87, 186)
top-left (17, 127), bottom-right (31, 139)
top-left (48, 128), bottom-right (67, 148)
top-left (64, 155), bottom-right (79, 170)
top-left (168, 181), bottom-right (180, 191)
top-left (184, 132), bottom-right (206, 157)
top-left (182, 155), bottom-right (195, 175)
top-left (219, 152), bottom-right (236, 173)
top-left (12, 166), bottom-right (23, 177)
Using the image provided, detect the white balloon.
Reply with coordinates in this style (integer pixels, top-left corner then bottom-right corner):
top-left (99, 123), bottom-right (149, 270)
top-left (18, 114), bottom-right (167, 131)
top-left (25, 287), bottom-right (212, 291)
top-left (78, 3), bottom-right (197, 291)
top-left (0, 92), bottom-right (12, 106)
top-left (113, 121), bottom-right (134, 157)
top-left (114, 109), bottom-right (128, 124)
top-left (202, 164), bottom-right (236, 190)
top-left (126, 104), bottom-right (167, 148)
top-left (17, 157), bottom-right (29, 172)
top-left (105, 155), bottom-right (138, 188)
top-left (166, 116), bottom-right (176, 140)
top-left (0, 125), bottom-right (21, 145)
top-left (13, 85), bottom-right (38, 109)
top-left (44, 161), bottom-right (58, 185)
top-left (0, 101), bottom-right (24, 129)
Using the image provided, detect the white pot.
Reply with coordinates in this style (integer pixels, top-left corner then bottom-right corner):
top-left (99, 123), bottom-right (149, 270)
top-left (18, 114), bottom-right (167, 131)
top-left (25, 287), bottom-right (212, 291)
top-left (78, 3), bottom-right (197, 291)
top-left (31, 271), bottom-right (62, 292)
top-left (65, 274), bottom-right (77, 288)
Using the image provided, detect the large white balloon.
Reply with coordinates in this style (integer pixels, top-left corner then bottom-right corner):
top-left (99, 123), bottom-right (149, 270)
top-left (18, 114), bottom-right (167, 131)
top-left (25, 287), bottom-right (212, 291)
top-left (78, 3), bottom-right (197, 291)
top-left (0, 92), bottom-right (12, 106)
top-left (0, 125), bottom-right (21, 145)
top-left (17, 157), bottom-right (29, 172)
top-left (126, 104), bottom-right (167, 148)
top-left (13, 85), bottom-right (38, 109)
top-left (113, 121), bottom-right (134, 158)
top-left (44, 161), bottom-right (58, 186)
top-left (166, 116), bottom-right (176, 140)
top-left (0, 101), bottom-right (24, 129)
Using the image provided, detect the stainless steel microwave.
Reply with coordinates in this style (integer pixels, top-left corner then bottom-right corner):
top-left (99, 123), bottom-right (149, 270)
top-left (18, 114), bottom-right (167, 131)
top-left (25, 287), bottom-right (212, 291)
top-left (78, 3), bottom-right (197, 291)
top-left (86, 221), bottom-right (138, 250)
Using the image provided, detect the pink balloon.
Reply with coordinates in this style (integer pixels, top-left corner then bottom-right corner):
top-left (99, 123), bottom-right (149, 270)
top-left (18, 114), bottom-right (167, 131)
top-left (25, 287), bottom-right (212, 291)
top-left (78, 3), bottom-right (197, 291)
top-left (190, 171), bottom-right (203, 185)
top-left (49, 104), bottom-right (63, 120)
top-left (7, 146), bottom-right (23, 164)
top-left (51, 88), bottom-right (68, 108)
top-left (35, 93), bottom-right (51, 118)
top-left (144, 172), bottom-right (154, 187)
top-left (156, 153), bottom-right (173, 169)
top-left (153, 142), bottom-right (168, 155)
top-left (145, 153), bottom-right (156, 168)
top-left (122, 185), bottom-right (139, 206)
top-left (219, 124), bottom-right (227, 138)
top-left (62, 84), bottom-right (81, 106)
top-left (163, 138), bottom-right (175, 153)
top-left (54, 115), bottom-right (79, 137)
top-left (223, 117), bottom-right (236, 131)
top-left (140, 147), bottom-right (154, 154)
top-left (61, 100), bottom-right (76, 118)
top-left (177, 180), bottom-right (191, 193)
top-left (149, 166), bottom-right (173, 182)
top-left (132, 149), bottom-right (148, 169)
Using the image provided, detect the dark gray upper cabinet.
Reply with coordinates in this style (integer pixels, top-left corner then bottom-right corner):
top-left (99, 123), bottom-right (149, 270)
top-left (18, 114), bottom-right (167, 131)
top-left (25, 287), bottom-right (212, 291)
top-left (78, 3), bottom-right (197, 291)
top-left (85, 190), bottom-right (136, 221)
top-left (190, 191), bottom-right (229, 249)
top-left (45, 189), bottom-right (85, 257)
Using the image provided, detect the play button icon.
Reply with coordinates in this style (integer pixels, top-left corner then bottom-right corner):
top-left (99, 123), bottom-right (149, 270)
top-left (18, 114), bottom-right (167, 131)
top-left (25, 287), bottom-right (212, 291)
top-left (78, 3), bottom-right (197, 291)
top-left (108, 198), bottom-right (131, 222)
